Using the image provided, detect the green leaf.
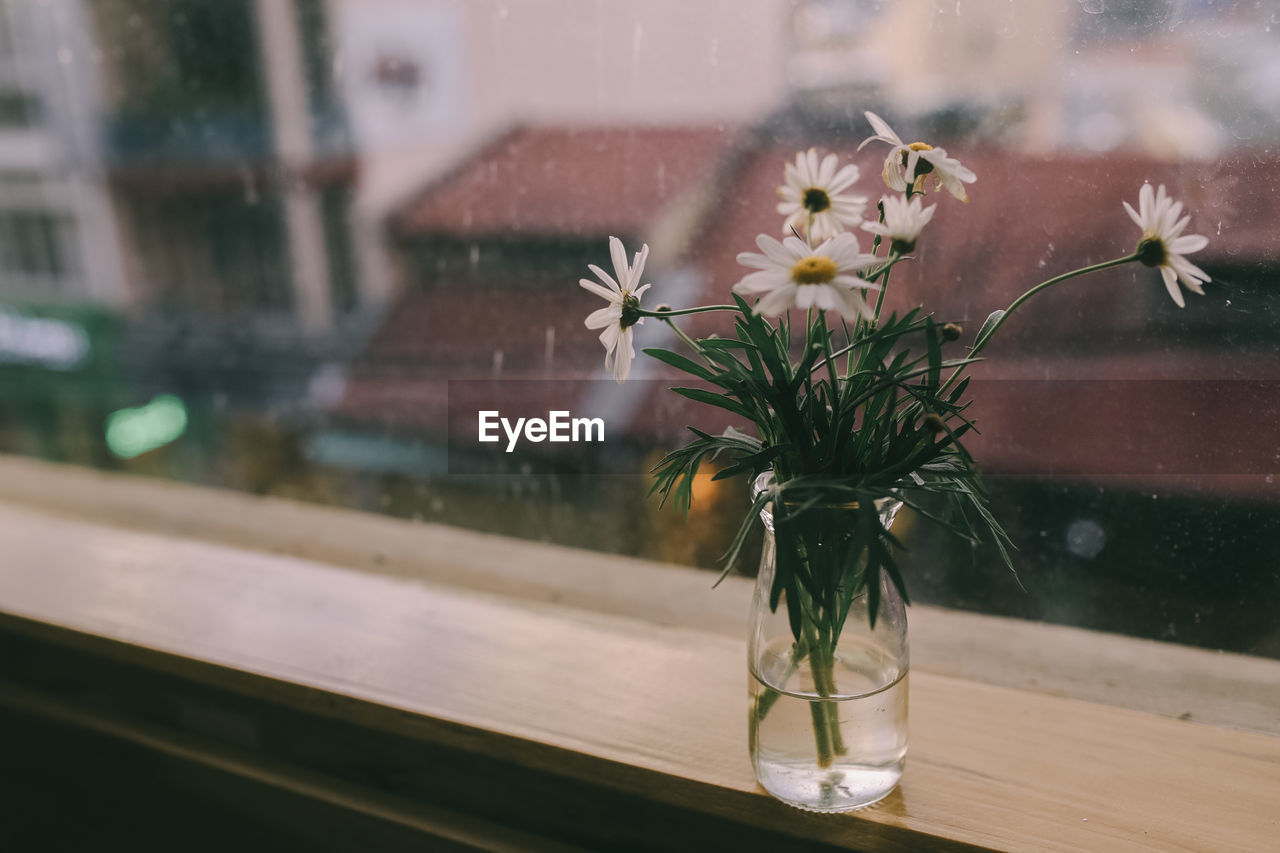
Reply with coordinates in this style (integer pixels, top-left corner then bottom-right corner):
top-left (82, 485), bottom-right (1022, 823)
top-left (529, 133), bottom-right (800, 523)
top-left (699, 338), bottom-right (758, 352)
top-left (642, 347), bottom-right (716, 382)
top-left (711, 443), bottom-right (788, 481)
top-left (670, 387), bottom-right (753, 419)
top-left (715, 488), bottom-right (771, 586)
top-left (976, 309), bottom-right (1005, 346)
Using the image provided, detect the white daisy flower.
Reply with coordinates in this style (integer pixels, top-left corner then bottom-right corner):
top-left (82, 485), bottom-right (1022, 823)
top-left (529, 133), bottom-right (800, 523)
top-left (733, 233), bottom-right (880, 322)
top-left (859, 111), bottom-right (976, 202)
top-left (581, 236), bottom-right (651, 382)
top-left (861, 195), bottom-right (937, 254)
top-left (777, 148), bottom-right (868, 242)
top-left (1124, 183), bottom-right (1211, 308)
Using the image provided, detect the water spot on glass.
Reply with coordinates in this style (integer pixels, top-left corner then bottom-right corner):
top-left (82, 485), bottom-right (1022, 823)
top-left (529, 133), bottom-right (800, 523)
top-left (1077, 0), bottom-right (1104, 16)
top-left (1066, 519), bottom-right (1106, 559)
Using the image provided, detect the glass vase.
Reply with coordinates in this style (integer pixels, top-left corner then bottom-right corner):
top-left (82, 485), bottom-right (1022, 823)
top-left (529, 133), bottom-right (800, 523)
top-left (747, 476), bottom-right (909, 813)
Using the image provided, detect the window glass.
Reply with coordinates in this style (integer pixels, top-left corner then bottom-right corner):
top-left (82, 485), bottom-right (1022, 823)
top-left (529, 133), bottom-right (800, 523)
top-left (1, 0), bottom-right (1276, 661)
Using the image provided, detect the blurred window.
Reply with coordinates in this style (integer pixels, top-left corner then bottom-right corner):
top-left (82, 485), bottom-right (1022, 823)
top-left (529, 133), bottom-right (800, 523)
top-left (0, 0), bottom-right (1275, 672)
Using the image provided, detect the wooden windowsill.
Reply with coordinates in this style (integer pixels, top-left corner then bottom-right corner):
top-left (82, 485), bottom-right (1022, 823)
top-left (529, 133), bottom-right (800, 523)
top-left (0, 457), bottom-right (1278, 850)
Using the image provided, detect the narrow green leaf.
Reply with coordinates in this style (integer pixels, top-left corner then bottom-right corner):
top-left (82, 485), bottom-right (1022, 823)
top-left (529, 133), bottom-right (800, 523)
top-left (976, 309), bottom-right (1005, 347)
top-left (670, 387), bottom-right (753, 419)
top-left (642, 347), bottom-right (715, 382)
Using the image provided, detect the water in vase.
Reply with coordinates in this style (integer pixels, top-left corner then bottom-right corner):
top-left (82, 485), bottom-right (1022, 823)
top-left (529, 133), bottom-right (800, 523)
top-left (749, 635), bottom-right (908, 813)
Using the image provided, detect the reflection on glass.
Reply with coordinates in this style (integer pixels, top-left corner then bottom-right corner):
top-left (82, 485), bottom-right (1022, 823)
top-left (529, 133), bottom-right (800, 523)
top-left (0, 0), bottom-right (1275, 657)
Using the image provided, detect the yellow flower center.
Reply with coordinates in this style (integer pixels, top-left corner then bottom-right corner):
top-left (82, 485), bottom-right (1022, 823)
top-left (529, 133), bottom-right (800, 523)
top-left (791, 255), bottom-right (838, 285)
top-left (907, 141), bottom-right (934, 151)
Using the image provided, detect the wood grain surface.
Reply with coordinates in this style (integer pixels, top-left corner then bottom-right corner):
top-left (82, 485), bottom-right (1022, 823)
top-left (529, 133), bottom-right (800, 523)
top-left (0, 500), bottom-right (1277, 851)
top-left (0, 453), bottom-right (1276, 736)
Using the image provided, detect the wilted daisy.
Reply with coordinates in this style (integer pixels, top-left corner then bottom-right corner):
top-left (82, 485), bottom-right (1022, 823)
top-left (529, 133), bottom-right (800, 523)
top-left (1123, 183), bottom-right (1210, 308)
top-left (859, 111), bottom-right (976, 202)
top-left (862, 195), bottom-right (937, 254)
top-left (777, 149), bottom-right (868, 242)
top-left (733, 233), bottom-right (880, 322)
top-left (581, 236), bottom-right (651, 382)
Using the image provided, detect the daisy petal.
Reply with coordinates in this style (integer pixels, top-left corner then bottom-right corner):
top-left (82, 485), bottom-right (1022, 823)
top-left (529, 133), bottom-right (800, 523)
top-left (863, 111), bottom-right (901, 146)
top-left (580, 278), bottom-right (620, 302)
top-left (584, 305), bottom-right (619, 329)
top-left (587, 264), bottom-right (621, 293)
top-left (754, 284), bottom-right (798, 316)
top-left (1161, 266), bottom-right (1185, 308)
top-left (734, 269), bottom-right (791, 293)
top-left (1170, 234), bottom-right (1208, 254)
top-left (608, 236), bottom-right (630, 288)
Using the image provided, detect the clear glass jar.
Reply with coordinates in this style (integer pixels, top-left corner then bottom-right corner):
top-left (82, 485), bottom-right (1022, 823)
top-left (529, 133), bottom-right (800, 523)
top-left (747, 473), bottom-right (909, 812)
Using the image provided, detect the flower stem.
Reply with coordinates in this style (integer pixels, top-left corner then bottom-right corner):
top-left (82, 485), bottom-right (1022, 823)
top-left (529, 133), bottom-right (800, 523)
top-left (662, 317), bottom-right (708, 361)
top-left (809, 696), bottom-right (835, 768)
top-left (939, 252), bottom-right (1139, 396)
top-left (969, 253), bottom-right (1140, 358)
top-left (816, 314), bottom-right (841, 393)
top-left (808, 637), bottom-right (846, 759)
top-left (638, 304), bottom-right (738, 318)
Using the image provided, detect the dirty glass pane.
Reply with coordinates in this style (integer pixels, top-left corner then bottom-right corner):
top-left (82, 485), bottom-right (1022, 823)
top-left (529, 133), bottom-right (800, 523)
top-left (0, 0), bottom-right (1276, 660)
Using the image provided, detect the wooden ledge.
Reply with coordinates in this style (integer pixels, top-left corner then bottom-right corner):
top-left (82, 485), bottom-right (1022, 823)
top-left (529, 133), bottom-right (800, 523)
top-left (0, 454), bottom-right (1275, 736)
top-left (0, 500), bottom-right (1278, 850)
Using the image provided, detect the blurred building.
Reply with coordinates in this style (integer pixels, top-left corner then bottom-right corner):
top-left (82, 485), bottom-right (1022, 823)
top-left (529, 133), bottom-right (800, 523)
top-left (0, 0), bottom-right (379, 474)
top-left (784, 0), bottom-right (1276, 160)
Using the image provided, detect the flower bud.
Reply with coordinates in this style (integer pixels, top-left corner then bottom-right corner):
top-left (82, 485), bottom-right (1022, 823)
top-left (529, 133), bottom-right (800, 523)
top-left (942, 322), bottom-right (963, 341)
top-left (923, 413), bottom-right (946, 433)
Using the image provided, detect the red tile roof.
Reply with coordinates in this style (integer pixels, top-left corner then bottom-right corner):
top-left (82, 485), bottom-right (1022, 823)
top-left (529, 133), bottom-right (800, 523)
top-left (394, 124), bottom-right (737, 239)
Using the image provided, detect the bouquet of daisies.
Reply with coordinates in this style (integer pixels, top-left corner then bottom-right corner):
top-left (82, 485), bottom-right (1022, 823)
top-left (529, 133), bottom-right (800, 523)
top-left (579, 112), bottom-right (1210, 697)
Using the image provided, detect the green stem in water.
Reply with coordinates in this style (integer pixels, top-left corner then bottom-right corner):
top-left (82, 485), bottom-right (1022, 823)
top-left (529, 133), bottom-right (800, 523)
top-left (808, 635), bottom-right (846, 759)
